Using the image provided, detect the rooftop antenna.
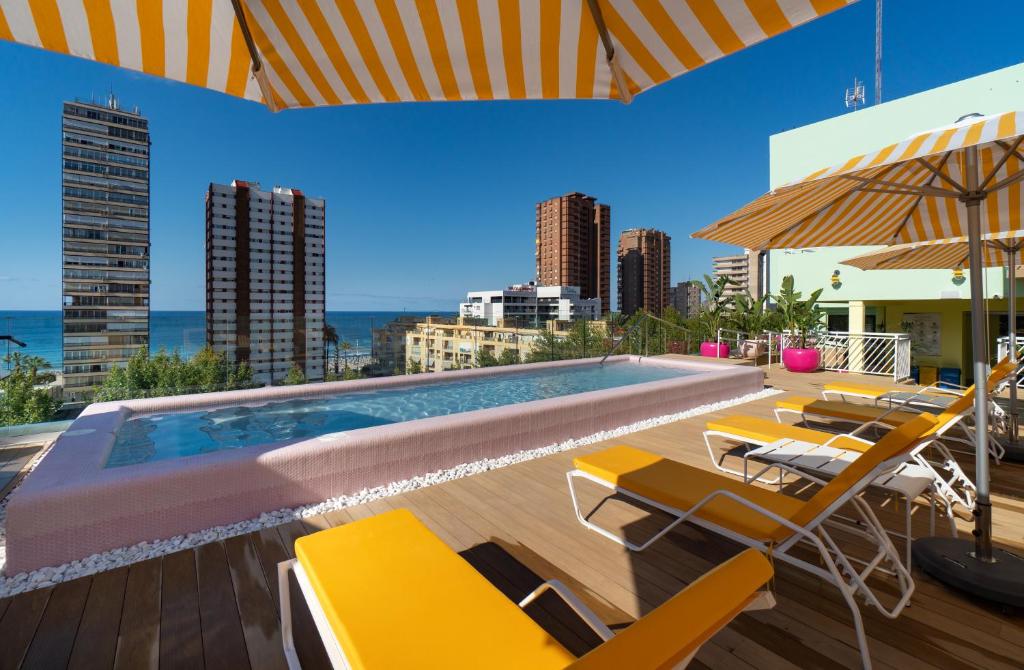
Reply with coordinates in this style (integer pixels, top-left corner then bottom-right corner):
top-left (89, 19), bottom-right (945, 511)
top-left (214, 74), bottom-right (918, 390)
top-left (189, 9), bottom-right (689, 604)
top-left (844, 77), bottom-right (865, 111)
top-left (874, 0), bottom-right (883, 104)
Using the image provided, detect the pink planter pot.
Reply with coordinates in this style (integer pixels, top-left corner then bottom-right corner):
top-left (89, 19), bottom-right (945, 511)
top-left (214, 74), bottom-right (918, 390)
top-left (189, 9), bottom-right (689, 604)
top-left (782, 347), bottom-right (821, 372)
top-left (700, 342), bottom-right (730, 358)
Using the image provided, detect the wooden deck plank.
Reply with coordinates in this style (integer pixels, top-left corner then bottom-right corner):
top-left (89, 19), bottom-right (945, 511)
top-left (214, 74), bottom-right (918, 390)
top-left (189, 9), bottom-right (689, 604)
top-left (250, 528), bottom-right (290, 614)
top-left (20, 576), bottom-right (92, 669)
top-left (223, 534), bottom-right (287, 670)
top-left (68, 568), bottom-right (128, 670)
top-left (195, 541), bottom-right (250, 670)
top-left (0, 585), bottom-right (51, 670)
top-left (112, 558), bottom-right (161, 670)
top-left (159, 549), bottom-right (204, 670)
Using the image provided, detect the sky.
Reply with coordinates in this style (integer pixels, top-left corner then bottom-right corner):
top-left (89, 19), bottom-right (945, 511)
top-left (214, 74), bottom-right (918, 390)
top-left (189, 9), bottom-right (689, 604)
top-left (0, 1), bottom-right (1022, 312)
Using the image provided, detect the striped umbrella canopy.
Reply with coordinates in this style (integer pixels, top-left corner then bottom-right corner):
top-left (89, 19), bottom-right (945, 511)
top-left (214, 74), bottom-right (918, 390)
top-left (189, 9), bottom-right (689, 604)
top-left (692, 110), bottom-right (1024, 570)
top-left (692, 111), bottom-right (1024, 249)
top-left (0, 1), bottom-right (853, 111)
top-left (840, 229), bottom-right (1024, 271)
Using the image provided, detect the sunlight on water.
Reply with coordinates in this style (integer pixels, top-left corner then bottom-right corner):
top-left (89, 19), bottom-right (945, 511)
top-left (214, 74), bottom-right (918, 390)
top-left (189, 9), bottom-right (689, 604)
top-left (105, 363), bottom-right (694, 467)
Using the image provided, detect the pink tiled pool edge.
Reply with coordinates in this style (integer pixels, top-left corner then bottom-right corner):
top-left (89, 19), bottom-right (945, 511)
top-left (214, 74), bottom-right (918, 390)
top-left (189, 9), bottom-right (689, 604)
top-left (5, 356), bottom-right (763, 574)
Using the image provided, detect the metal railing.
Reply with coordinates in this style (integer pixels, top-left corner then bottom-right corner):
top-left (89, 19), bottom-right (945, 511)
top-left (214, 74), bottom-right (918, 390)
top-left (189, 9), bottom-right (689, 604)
top-left (796, 331), bottom-right (911, 381)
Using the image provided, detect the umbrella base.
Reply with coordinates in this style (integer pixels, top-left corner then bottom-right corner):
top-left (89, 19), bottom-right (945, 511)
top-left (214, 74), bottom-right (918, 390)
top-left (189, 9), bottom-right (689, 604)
top-left (913, 537), bottom-right (1024, 607)
top-left (1001, 440), bottom-right (1024, 463)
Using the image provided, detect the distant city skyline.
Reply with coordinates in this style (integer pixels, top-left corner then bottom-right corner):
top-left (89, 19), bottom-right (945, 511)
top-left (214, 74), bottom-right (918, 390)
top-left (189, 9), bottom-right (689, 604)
top-left (0, 1), bottom-right (1021, 311)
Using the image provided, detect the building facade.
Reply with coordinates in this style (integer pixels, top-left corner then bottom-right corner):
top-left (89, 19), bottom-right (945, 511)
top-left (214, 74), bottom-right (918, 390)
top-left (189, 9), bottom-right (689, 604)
top-left (669, 281), bottom-right (702, 318)
top-left (460, 282), bottom-right (600, 326)
top-left (371, 315), bottom-right (423, 374)
top-left (536, 193), bottom-right (610, 314)
top-left (61, 98), bottom-right (150, 401)
top-left (763, 63), bottom-right (1024, 379)
top-left (206, 181), bottom-right (326, 385)
top-left (712, 250), bottom-right (763, 298)
top-left (405, 317), bottom-right (601, 373)
top-left (617, 228), bottom-right (671, 316)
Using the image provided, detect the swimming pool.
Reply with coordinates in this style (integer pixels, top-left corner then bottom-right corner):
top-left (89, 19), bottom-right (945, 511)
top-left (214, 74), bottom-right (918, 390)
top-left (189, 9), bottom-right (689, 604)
top-left (7, 356), bottom-right (764, 573)
top-left (107, 363), bottom-right (692, 467)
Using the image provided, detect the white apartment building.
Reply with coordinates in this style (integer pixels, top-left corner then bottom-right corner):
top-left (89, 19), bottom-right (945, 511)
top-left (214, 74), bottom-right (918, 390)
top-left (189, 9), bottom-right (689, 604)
top-left (206, 180), bottom-right (325, 385)
top-left (459, 283), bottom-right (601, 326)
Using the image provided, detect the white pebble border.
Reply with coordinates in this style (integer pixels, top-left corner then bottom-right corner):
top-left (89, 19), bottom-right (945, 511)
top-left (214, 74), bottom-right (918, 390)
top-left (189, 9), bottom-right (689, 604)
top-left (0, 388), bottom-right (781, 597)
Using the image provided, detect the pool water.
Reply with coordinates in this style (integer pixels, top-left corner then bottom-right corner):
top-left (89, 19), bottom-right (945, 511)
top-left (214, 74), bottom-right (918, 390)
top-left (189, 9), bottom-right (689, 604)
top-left (105, 363), bottom-right (695, 468)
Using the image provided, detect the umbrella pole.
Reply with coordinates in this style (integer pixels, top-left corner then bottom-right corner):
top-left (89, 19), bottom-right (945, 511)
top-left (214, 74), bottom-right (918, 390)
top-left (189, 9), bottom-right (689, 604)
top-left (913, 149), bottom-right (1024, 608)
top-left (964, 178), bottom-right (993, 561)
top-left (1009, 247), bottom-right (1019, 448)
top-left (961, 145), bottom-right (995, 561)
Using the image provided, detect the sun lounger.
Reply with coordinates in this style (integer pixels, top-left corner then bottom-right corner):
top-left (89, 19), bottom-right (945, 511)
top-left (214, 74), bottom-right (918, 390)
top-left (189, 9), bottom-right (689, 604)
top-left (568, 413), bottom-right (939, 670)
top-left (278, 508), bottom-right (775, 670)
top-left (705, 393), bottom-right (977, 528)
top-left (779, 365), bottom-right (1008, 461)
top-left (822, 358), bottom-right (1016, 413)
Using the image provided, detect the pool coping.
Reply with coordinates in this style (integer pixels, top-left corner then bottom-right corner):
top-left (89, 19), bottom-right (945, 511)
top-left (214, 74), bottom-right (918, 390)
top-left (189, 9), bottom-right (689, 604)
top-left (5, 356), bottom-right (764, 574)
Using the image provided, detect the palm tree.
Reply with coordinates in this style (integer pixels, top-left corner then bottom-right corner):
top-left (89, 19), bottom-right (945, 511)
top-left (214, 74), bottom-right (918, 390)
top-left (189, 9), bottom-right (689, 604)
top-left (323, 323), bottom-right (339, 373)
top-left (339, 340), bottom-right (353, 373)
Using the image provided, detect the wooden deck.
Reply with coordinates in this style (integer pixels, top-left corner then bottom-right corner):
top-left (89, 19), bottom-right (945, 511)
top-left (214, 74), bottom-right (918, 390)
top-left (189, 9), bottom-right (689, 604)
top-left (2, 362), bottom-right (1023, 669)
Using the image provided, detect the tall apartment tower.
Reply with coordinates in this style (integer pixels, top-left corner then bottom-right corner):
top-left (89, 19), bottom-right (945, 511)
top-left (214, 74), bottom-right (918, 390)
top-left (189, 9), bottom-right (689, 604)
top-left (206, 181), bottom-right (326, 385)
top-left (535, 193), bottom-right (610, 315)
top-left (669, 281), bottom-right (702, 318)
top-left (712, 250), bottom-right (765, 298)
top-left (617, 229), bottom-right (671, 316)
top-left (62, 98), bottom-right (150, 401)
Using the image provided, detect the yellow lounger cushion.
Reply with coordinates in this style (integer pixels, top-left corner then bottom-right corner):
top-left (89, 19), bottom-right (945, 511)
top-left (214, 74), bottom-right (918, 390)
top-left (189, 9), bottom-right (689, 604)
top-left (776, 396), bottom-right (920, 426)
top-left (295, 508), bottom-right (576, 670)
top-left (575, 415), bottom-right (937, 544)
top-left (706, 415), bottom-right (873, 453)
top-left (824, 382), bottom-right (923, 399)
top-left (574, 446), bottom-right (806, 542)
top-left (569, 549), bottom-right (772, 669)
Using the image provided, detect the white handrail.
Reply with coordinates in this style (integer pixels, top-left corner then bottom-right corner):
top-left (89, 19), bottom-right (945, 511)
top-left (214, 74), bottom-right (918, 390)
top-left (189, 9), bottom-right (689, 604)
top-left (793, 331), bottom-right (911, 381)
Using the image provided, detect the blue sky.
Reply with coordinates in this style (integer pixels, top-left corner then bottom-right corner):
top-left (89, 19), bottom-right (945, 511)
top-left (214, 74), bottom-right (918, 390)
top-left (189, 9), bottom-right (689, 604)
top-left (0, 0), bottom-right (1021, 312)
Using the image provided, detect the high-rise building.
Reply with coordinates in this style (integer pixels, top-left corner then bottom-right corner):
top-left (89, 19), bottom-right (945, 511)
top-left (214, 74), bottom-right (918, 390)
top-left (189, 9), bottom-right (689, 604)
top-left (668, 281), bottom-right (702, 318)
top-left (535, 193), bottom-right (610, 315)
top-left (206, 181), bottom-right (326, 385)
top-left (61, 97), bottom-right (151, 401)
top-left (712, 250), bottom-right (765, 298)
top-left (617, 229), bottom-right (671, 316)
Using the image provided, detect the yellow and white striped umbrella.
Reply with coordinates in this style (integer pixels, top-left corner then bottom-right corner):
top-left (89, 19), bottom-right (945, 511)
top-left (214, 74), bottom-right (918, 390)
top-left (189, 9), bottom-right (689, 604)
top-left (693, 110), bottom-right (1024, 249)
top-left (841, 229), bottom-right (1024, 271)
top-left (0, 0), bottom-right (853, 111)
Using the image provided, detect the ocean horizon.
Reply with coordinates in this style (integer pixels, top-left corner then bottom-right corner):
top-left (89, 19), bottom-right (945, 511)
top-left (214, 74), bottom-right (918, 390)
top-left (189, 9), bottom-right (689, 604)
top-left (0, 310), bottom-right (454, 370)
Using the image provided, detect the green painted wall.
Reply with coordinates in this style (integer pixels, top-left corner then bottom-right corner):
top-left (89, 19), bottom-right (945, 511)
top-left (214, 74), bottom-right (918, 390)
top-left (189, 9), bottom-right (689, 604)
top-left (763, 63), bottom-right (1024, 373)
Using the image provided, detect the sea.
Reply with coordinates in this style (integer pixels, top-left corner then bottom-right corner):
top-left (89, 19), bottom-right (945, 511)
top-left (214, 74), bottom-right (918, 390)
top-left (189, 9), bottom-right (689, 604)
top-left (0, 311), bottom-right (453, 370)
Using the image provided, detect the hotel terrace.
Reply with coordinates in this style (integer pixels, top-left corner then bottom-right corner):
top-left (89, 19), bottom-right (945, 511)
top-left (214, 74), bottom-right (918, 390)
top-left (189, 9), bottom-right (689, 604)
top-left (2, 4), bottom-right (1024, 670)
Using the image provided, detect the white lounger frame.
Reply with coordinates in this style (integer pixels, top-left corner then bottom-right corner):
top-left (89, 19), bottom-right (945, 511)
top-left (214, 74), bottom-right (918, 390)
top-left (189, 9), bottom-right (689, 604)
top-left (567, 450), bottom-right (918, 670)
top-left (739, 441), bottom-right (940, 567)
top-left (278, 555), bottom-right (774, 669)
top-left (773, 398), bottom-right (1005, 462)
top-left (703, 414), bottom-right (977, 528)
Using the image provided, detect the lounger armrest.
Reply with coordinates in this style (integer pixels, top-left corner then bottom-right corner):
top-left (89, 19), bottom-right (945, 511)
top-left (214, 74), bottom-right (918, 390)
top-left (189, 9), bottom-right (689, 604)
top-left (746, 461), bottom-right (829, 488)
top-left (520, 580), bottom-right (614, 641)
top-left (823, 432), bottom-right (873, 447)
top-left (683, 489), bottom-right (820, 542)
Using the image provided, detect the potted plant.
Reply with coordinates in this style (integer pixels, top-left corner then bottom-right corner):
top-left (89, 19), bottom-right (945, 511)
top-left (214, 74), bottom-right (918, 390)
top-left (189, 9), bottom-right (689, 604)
top-left (729, 292), bottom-right (771, 360)
top-left (697, 274), bottom-right (734, 357)
top-left (775, 275), bottom-right (824, 372)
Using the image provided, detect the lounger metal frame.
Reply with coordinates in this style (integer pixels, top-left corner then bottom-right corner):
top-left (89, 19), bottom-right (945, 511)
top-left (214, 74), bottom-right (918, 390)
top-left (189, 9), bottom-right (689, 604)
top-left (567, 449), bottom-right (917, 670)
top-left (773, 399), bottom-right (1005, 462)
top-left (704, 412), bottom-right (977, 528)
